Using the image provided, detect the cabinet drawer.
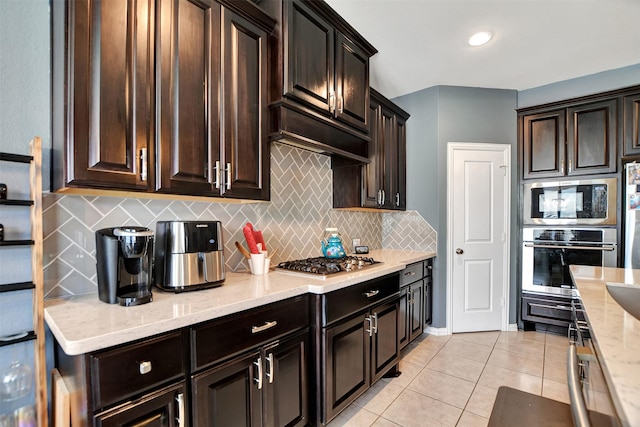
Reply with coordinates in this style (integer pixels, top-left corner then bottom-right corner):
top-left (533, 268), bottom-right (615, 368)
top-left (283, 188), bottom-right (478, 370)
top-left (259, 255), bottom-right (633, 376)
top-left (521, 295), bottom-right (572, 327)
top-left (400, 262), bottom-right (423, 286)
top-left (322, 273), bottom-right (400, 326)
top-left (191, 295), bottom-right (309, 371)
top-left (90, 331), bottom-right (186, 409)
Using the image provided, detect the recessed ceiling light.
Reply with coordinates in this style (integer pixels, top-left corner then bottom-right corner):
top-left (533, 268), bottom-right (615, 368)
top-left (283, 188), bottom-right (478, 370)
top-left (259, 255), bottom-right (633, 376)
top-left (468, 31), bottom-right (493, 47)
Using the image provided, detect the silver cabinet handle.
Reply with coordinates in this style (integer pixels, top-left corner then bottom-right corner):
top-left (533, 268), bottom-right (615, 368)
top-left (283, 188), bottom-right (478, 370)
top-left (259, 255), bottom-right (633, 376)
top-left (329, 91), bottom-right (336, 113)
top-left (372, 312), bottom-right (378, 334)
top-left (176, 392), bottom-right (185, 427)
top-left (139, 360), bottom-right (152, 375)
top-left (266, 352), bottom-right (275, 384)
top-left (225, 162), bottom-right (232, 190)
top-left (338, 95), bottom-right (344, 114)
top-left (364, 290), bottom-right (379, 298)
top-left (567, 344), bottom-right (591, 427)
top-left (214, 160), bottom-right (220, 189)
top-left (365, 316), bottom-right (374, 337)
top-left (568, 159), bottom-right (573, 174)
top-left (252, 320), bottom-right (277, 334)
top-left (404, 271), bottom-right (416, 277)
top-left (254, 358), bottom-right (263, 390)
top-left (395, 193), bottom-right (400, 207)
top-left (561, 159), bottom-right (565, 175)
top-left (381, 190), bottom-right (385, 206)
top-left (140, 148), bottom-right (147, 181)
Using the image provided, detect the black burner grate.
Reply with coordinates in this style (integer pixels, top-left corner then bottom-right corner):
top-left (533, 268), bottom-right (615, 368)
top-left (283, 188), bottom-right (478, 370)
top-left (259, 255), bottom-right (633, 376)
top-left (277, 256), bottom-right (379, 275)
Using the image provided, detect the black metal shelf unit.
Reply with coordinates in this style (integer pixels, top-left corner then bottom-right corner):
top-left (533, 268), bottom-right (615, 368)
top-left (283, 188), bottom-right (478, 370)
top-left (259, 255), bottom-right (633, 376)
top-left (0, 140), bottom-right (46, 424)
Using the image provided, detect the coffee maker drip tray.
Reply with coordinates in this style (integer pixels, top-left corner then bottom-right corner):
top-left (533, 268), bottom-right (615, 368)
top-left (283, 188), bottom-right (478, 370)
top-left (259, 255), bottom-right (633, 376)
top-left (117, 284), bottom-right (153, 306)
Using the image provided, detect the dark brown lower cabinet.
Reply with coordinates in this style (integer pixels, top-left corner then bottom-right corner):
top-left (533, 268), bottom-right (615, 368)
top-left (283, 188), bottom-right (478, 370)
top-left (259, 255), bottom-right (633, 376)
top-left (95, 382), bottom-right (188, 427)
top-left (407, 282), bottom-right (424, 343)
top-left (521, 292), bottom-right (572, 335)
top-left (323, 297), bottom-right (399, 423)
top-left (399, 282), bottom-right (424, 350)
top-left (192, 329), bottom-right (310, 427)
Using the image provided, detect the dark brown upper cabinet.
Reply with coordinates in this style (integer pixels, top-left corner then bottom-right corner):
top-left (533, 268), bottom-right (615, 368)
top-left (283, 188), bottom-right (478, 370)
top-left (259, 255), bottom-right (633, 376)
top-left (623, 91), bottom-right (640, 156)
top-left (521, 110), bottom-right (566, 180)
top-left (333, 89), bottom-right (409, 211)
top-left (520, 97), bottom-right (618, 180)
top-left (566, 99), bottom-right (617, 176)
top-left (156, 0), bottom-right (271, 200)
top-left (52, 0), bottom-right (156, 191)
top-left (263, 0), bottom-right (377, 163)
top-left (53, 0), bottom-right (274, 201)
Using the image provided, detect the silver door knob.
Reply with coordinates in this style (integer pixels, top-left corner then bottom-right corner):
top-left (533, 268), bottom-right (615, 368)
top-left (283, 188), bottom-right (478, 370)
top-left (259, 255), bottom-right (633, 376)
top-left (455, 248), bottom-right (463, 255)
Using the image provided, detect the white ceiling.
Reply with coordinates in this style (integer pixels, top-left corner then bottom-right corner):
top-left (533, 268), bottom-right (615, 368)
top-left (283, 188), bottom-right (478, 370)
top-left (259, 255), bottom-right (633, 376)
top-left (324, 0), bottom-right (640, 98)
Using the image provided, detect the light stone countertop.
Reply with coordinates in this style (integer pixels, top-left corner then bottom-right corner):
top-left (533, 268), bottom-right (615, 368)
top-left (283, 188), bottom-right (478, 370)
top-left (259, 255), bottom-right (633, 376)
top-left (570, 265), bottom-right (640, 427)
top-left (45, 249), bottom-right (435, 356)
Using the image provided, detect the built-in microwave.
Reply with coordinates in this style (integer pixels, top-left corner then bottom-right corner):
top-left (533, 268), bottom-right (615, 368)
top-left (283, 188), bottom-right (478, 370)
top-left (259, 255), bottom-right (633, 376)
top-left (523, 178), bottom-right (617, 226)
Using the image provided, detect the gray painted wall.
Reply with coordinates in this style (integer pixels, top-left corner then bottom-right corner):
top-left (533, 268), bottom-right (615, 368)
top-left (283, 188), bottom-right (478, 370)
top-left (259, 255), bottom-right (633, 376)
top-left (394, 86), bottom-right (518, 329)
top-left (0, 0), bottom-right (51, 414)
top-left (518, 63), bottom-right (640, 108)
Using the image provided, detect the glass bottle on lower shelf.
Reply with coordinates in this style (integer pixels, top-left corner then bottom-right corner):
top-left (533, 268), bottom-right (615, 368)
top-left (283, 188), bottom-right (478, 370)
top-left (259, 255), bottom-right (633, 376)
top-left (0, 341), bottom-right (35, 426)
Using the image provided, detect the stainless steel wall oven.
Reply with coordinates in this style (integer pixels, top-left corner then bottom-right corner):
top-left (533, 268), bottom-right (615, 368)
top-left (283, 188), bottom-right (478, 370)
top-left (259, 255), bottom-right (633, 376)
top-left (523, 178), bottom-right (617, 226)
top-left (522, 228), bottom-right (617, 296)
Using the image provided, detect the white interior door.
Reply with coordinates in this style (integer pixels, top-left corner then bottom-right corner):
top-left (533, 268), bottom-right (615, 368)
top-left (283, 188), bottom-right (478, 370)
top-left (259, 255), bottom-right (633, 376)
top-left (448, 143), bottom-right (510, 333)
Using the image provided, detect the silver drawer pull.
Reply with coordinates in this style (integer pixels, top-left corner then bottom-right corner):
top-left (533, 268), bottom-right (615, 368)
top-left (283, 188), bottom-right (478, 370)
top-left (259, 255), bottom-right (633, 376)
top-left (364, 290), bottom-right (379, 298)
top-left (404, 271), bottom-right (416, 277)
top-left (251, 320), bottom-right (278, 334)
top-left (139, 360), bottom-right (152, 375)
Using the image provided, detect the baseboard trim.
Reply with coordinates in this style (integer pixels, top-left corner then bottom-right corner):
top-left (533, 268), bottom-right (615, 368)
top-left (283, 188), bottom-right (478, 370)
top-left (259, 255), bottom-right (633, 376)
top-left (425, 326), bottom-right (449, 336)
top-left (508, 323), bottom-right (518, 332)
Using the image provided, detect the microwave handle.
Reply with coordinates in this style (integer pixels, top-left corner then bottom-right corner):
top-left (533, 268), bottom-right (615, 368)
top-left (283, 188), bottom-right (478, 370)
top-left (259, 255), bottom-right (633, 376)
top-left (567, 344), bottom-right (591, 427)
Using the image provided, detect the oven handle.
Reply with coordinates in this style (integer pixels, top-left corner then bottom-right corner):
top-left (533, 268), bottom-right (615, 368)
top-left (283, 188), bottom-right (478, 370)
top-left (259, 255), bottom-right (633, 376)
top-left (567, 343), bottom-right (591, 427)
top-left (524, 243), bottom-right (615, 251)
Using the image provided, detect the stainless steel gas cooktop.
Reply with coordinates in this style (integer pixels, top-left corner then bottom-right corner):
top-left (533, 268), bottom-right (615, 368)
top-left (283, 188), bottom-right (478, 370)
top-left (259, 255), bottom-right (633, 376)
top-left (276, 256), bottom-right (380, 279)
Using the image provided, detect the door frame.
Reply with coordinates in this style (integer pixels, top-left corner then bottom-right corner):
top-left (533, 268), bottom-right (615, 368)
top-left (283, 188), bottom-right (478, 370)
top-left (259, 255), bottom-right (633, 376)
top-left (446, 142), bottom-right (511, 335)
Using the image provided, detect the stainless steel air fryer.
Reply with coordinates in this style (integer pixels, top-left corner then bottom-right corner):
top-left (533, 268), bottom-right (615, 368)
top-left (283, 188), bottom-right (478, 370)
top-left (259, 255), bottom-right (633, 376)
top-left (95, 226), bottom-right (154, 306)
top-left (155, 221), bottom-right (225, 292)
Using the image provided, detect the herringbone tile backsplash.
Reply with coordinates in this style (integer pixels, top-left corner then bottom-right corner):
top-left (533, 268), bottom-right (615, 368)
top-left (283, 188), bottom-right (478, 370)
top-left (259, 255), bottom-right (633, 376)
top-left (42, 144), bottom-right (436, 298)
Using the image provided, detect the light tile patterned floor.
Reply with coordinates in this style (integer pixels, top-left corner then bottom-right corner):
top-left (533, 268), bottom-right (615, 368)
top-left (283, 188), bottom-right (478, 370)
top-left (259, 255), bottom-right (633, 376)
top-left (327, 331), bottom-right (569, 427)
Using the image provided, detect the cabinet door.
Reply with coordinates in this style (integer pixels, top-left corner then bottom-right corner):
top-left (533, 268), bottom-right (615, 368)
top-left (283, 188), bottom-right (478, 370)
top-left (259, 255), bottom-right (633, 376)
top-left (285, 0), bottom-right (334, 114)
top-left (424, 263), bottom-right (433, 325)
top-left (323, 314), bottom-right (370, 423)
top-left (567, 99), bottom-right (617, 176)
top-left (623, 92), bottom-right (640, 156)
top-left (362, 100), bottom-right (382, 208)
top-left (95, 382), bottom-right (187, 427)
top-left (156, 0), bottom-right (220, 195)
top-left (380, 106), bottom-right (397, 209)
top-left (522, 110), bottom-right (566, 179)
top-left (398, 286), bottom-right (410, 350)
top-left (394, 115), bottom-right (407, 210)
top-left (408, 281), bottom-right (424, 342)
top-left (220, 8), bottom-right (269, 200)
top-left (263, 330), bottom-right (310, 427)
top-left (371, 298), bottom-right (400, 383)
top-left (192, 350), bottom-right (263, 427)
top-left (334, 33), bottom-right (369, 131)
top-left (67, 0), bottom-right (154, 190)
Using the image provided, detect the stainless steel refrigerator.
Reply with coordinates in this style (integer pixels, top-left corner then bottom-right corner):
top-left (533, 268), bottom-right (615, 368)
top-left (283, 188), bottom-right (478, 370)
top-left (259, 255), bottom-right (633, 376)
top-left (625, 162), bottom-right (640, 268)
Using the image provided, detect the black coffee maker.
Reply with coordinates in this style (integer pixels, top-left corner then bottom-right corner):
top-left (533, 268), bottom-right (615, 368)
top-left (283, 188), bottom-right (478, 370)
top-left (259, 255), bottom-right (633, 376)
top-left (95, 226), bottom-right (154, 306)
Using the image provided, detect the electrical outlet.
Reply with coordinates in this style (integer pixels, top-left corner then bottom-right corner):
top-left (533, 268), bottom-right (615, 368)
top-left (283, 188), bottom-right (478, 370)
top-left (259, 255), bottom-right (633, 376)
top-left (352, 239), bottom-right (361, 252)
